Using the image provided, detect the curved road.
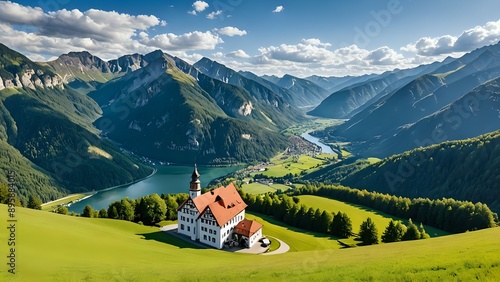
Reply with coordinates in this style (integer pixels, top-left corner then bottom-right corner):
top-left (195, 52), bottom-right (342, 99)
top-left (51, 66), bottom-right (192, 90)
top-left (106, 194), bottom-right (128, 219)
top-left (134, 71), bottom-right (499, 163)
top-left (262, 236), bottom-right (290, 255)
top-left (160, 224), bottom-right (290, 255)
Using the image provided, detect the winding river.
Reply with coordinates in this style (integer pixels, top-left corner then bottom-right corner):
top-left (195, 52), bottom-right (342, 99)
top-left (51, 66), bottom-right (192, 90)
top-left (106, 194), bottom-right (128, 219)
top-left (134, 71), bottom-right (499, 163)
top-left (300, 132), bottom-right (335, 154)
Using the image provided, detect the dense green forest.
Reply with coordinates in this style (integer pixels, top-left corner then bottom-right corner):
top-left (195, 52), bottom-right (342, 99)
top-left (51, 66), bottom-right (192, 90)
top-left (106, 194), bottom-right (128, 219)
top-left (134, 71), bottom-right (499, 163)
top-left (3, 95), bottom-right (152, 192)
top-left (293, 184), bottom-right (497, 233)
top-left (341, 130), bottom-right (500, 212)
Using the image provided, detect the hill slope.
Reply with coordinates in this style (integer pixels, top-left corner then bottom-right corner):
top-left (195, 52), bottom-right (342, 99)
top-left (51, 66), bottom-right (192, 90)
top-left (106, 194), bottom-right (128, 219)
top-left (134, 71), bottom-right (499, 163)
top-left (342, 130), bottom-right (500, 212)
top-left (91, 52), bottom-right (288, 164)
top-left (0, 44), bottom-right (152, 203)
top-left (1, 205), bottom-right (498, 281)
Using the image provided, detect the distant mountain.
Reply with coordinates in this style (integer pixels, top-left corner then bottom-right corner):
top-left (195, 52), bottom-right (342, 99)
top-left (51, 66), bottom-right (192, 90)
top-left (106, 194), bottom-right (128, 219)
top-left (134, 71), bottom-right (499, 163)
top-left (331, 42), bottom-right (500, 157)
top-left (91, 52), bottom-right (289, 164)
top-left (341, 130), bottom-right (500, 213)
top-left (0, 43), bottom-right (152, 204)
top-left (193, 57), bottom-right (305, 118)
top-left (271, 74), bottom-right (330, 109)
top-left (43, 51), bottom-right (149, 94)
top-left (244, 73), bottom-right (330, 109)
top-left (305, 75), bottom-right (374, 93)
top-left (175, 59), bottom-right (300, 128)
top-left (308, 62), bottom-right (444, 119)
top-left (370, 76), bottom-right (500, 157)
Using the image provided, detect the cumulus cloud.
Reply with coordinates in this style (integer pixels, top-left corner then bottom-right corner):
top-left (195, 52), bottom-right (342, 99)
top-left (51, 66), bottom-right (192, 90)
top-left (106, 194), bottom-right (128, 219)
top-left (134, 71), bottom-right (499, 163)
top-left (366, 46), bottom-right (404, 65)
top-left (226, 49), bottom-right (250, 58)
top-left (0, 1), bottom-right (162, 43)
top-left (273, 6), bottom-right (284, 13)
top-left (402, 19), bottom-right (500, 56)
top-left (206, 10), bottom-right (223, 20)
top-left (241, 39), bottom-right (412, 77)
top-left (0, 1), bottom-right (226, 62)
top-left (217, 26), bottom-right (247, 36)
top-left (257, 42), bottom-right (335, 63)
top-left (189, 1), bottom-right (209, 15)
top-left (301, 38), bottom-right (331, 47)
top-left (140, 31), bottom-right (223, 51)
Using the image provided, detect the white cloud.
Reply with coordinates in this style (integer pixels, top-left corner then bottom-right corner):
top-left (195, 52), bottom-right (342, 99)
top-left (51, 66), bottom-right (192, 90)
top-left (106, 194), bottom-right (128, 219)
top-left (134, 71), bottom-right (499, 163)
top-left (226, 50), bottom-right (250, 58)
top-left (257, 42), bottom-right (335, 63)
top-left (0, 2), bottom-right (226, 62)
top-left (402, 19), bottom-right (500, 56)
top-left (206, 10), bottom-right (223, 20)
top-left (273, 6), bottom-right (284, 13)
top-left (366, 46), bottom-right (404, 65)
top-left (217, 26), bottom-right (247, 36)
top-left (189, 1), bottom-right (209, 15)
top-left (0, 1), bottom-right (162, 43)
top-left (301, 38), bottom-right (331, 47)
top-left (212, 52), bottom-right (224, 58)
top-left (140, 31), bottom-right (223, 51)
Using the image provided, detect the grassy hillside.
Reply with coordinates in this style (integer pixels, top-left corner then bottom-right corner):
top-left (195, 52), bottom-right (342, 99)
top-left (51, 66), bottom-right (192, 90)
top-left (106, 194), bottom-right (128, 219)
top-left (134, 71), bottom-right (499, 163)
top-left (343, 130), bottom-right (500, 212)
top-left (1, 205), bottom-right (499, 281)
top-left (297, 195), bottom-right (448, 237)
top-left (0, 139), bottom-right (66, 203)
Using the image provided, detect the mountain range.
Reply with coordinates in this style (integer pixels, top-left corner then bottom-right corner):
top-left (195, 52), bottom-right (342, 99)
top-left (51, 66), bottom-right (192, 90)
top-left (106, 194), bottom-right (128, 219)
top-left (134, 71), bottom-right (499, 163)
top-left (309, 42), bottom-right (500, 158)
top-left (2, 40), bottom-right (500, 206)
top-left (0, 43), bottom-right (348, 203)
top-left (0, 44), bottom-right (152, 204)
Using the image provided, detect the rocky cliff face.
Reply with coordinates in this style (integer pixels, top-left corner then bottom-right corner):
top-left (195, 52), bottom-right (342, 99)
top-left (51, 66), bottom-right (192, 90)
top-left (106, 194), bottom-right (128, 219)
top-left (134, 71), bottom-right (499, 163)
top-left (0, 69), bottom-right (64, 91)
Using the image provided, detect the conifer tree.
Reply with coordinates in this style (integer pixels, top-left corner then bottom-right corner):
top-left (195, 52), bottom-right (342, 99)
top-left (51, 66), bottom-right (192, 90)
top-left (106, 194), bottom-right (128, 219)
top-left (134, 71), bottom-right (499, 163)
top-left (359, 217), bottom-right (379, 245)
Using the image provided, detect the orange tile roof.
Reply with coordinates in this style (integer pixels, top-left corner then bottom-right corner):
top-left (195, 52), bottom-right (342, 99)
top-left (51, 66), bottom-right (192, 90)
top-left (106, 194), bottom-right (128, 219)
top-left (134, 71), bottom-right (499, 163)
top-left (187, 183), bottom-right (247, 226)
top-left (234, 219), bottom-right (263, 237)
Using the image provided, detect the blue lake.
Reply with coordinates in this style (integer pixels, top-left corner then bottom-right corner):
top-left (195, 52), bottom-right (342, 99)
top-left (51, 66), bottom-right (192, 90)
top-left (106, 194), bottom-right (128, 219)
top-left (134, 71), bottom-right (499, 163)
top-left (68, 165), bottom-right (239, 213)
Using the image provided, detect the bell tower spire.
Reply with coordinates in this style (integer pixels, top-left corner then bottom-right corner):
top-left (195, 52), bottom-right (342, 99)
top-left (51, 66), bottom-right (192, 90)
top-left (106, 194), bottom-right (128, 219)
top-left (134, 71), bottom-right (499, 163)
top-left (189, 164), bottom-right (201, 198)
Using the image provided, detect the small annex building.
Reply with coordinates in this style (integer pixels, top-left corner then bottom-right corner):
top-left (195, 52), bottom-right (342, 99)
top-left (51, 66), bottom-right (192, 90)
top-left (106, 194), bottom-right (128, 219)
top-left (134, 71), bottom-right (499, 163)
top-left (233, 219), bottom-right (263, 248)
top-left (177, 165), bottom-right (263, 249)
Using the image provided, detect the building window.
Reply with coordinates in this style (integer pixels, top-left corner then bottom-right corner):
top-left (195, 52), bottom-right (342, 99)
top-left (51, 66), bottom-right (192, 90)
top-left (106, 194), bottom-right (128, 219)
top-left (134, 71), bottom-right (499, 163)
top-left (212, 238), bottom-right (215, 243)
top-left (180, 224), bottom-right (184, 230)
top-left (214, 230), bottom-right (217, 235)
top-left (191, 218), bottom-right (193, 223)
top-left (209, 229), bottom-right (212, 234)
top-left (187, 226), bottom-right (190, 232)
top-left (203, 235), bottom-right (207, 240)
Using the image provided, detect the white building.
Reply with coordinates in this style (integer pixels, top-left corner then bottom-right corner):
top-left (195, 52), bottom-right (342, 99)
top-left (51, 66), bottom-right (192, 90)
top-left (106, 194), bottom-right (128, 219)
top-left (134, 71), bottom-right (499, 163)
top-left (177, 165), bottom-right (262, 249)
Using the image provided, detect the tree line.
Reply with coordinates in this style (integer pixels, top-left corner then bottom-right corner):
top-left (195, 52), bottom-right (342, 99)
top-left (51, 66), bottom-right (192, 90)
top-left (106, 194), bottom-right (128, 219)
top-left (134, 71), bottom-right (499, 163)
top-left (239, 191), bottom-right (429, 245)
top-left (70, 193), bottom-right (188, 225)
top-left (291, 183), bottom-right (497, 233)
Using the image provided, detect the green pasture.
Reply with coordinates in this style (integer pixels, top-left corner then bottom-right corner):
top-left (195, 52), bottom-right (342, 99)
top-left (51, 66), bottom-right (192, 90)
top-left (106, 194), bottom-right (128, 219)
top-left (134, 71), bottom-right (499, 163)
top-left (297, 195), bottom-right (448, 237)
top-left (40, 193), bottom-right (90, 211)
top-left (1, 205), bottom-right (497, 281)
top-left (241, 183), bottom-right (291, 194)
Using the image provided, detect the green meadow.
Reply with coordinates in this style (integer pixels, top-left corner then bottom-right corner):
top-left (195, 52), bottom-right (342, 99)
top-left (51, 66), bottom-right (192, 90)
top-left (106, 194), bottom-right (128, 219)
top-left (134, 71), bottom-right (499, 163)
top-left (40, 193), bottom-right (90, 211)
top-left (241, 182), bottom-right (290, 194)
top-left (261, 155), bottom-right (326, 178)
top-left (297, 195), bottom-right (448, 237)
top-left (1, 205), bottom-right (498, 281)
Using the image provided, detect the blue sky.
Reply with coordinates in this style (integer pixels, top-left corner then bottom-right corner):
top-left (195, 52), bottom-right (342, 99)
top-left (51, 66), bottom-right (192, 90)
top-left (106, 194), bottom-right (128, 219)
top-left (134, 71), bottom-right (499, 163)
top-left (1, 0), bottom-right (500, 77)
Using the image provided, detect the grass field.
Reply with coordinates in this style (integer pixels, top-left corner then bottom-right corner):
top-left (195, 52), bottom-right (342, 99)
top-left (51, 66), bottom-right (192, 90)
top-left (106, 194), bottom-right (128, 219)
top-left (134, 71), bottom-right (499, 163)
top-left (1, 205), bottom-right (498, 281)
top-left (40, 193), bottom-right (90, 211)
top-left (282, 118), bottom-right (345, 136)
top-left (241, 183), bottom-right (291, 194)
top-left (261, 155), bottom-right (325, 178)
top-left (297, 195), bottom-right (448, 237)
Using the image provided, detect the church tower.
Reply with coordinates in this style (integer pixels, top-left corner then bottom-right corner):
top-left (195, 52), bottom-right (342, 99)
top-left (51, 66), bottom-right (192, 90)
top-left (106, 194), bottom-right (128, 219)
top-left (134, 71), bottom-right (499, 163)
top-left (189, 164), bottom-right (201, 198)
